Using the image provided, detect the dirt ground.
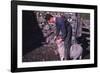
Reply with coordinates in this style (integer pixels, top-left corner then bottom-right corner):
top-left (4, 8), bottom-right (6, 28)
top-left (22, 44), bottom-right (60, 62)
top-left (22, 44), bottom-right (90, 62)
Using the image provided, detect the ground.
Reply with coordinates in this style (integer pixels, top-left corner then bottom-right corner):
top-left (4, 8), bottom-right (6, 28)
top-left (22, 43), bottom-right (90, 62)
top-left (23, 44), bottom-right (60, 62)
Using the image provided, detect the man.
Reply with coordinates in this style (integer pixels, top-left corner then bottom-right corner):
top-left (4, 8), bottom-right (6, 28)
top-left (45, 14), bottom-right (72, 60)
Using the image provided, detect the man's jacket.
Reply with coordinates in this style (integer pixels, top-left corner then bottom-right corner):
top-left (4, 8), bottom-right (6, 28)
top-left (56, 17), bottom-right (72, 41)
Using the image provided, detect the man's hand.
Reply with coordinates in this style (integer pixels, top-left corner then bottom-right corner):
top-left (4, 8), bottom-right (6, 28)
top-left (55, 38), bottom-right (63, 44)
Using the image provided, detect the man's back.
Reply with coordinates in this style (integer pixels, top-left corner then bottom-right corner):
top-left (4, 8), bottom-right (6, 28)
top-left (56, 17), bottom-right (72, 41)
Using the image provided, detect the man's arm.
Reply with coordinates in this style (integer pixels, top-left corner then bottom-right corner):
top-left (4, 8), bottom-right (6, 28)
top-left (56, 23), bottom-right (60, 38)
top-left (62, 20), bottom-right (72, 42)
top-left (65, 25), bottom-right (72, 42)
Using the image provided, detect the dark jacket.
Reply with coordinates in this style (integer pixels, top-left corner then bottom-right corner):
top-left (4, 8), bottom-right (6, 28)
top-left (56, 17), bottom-right (72, 41)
